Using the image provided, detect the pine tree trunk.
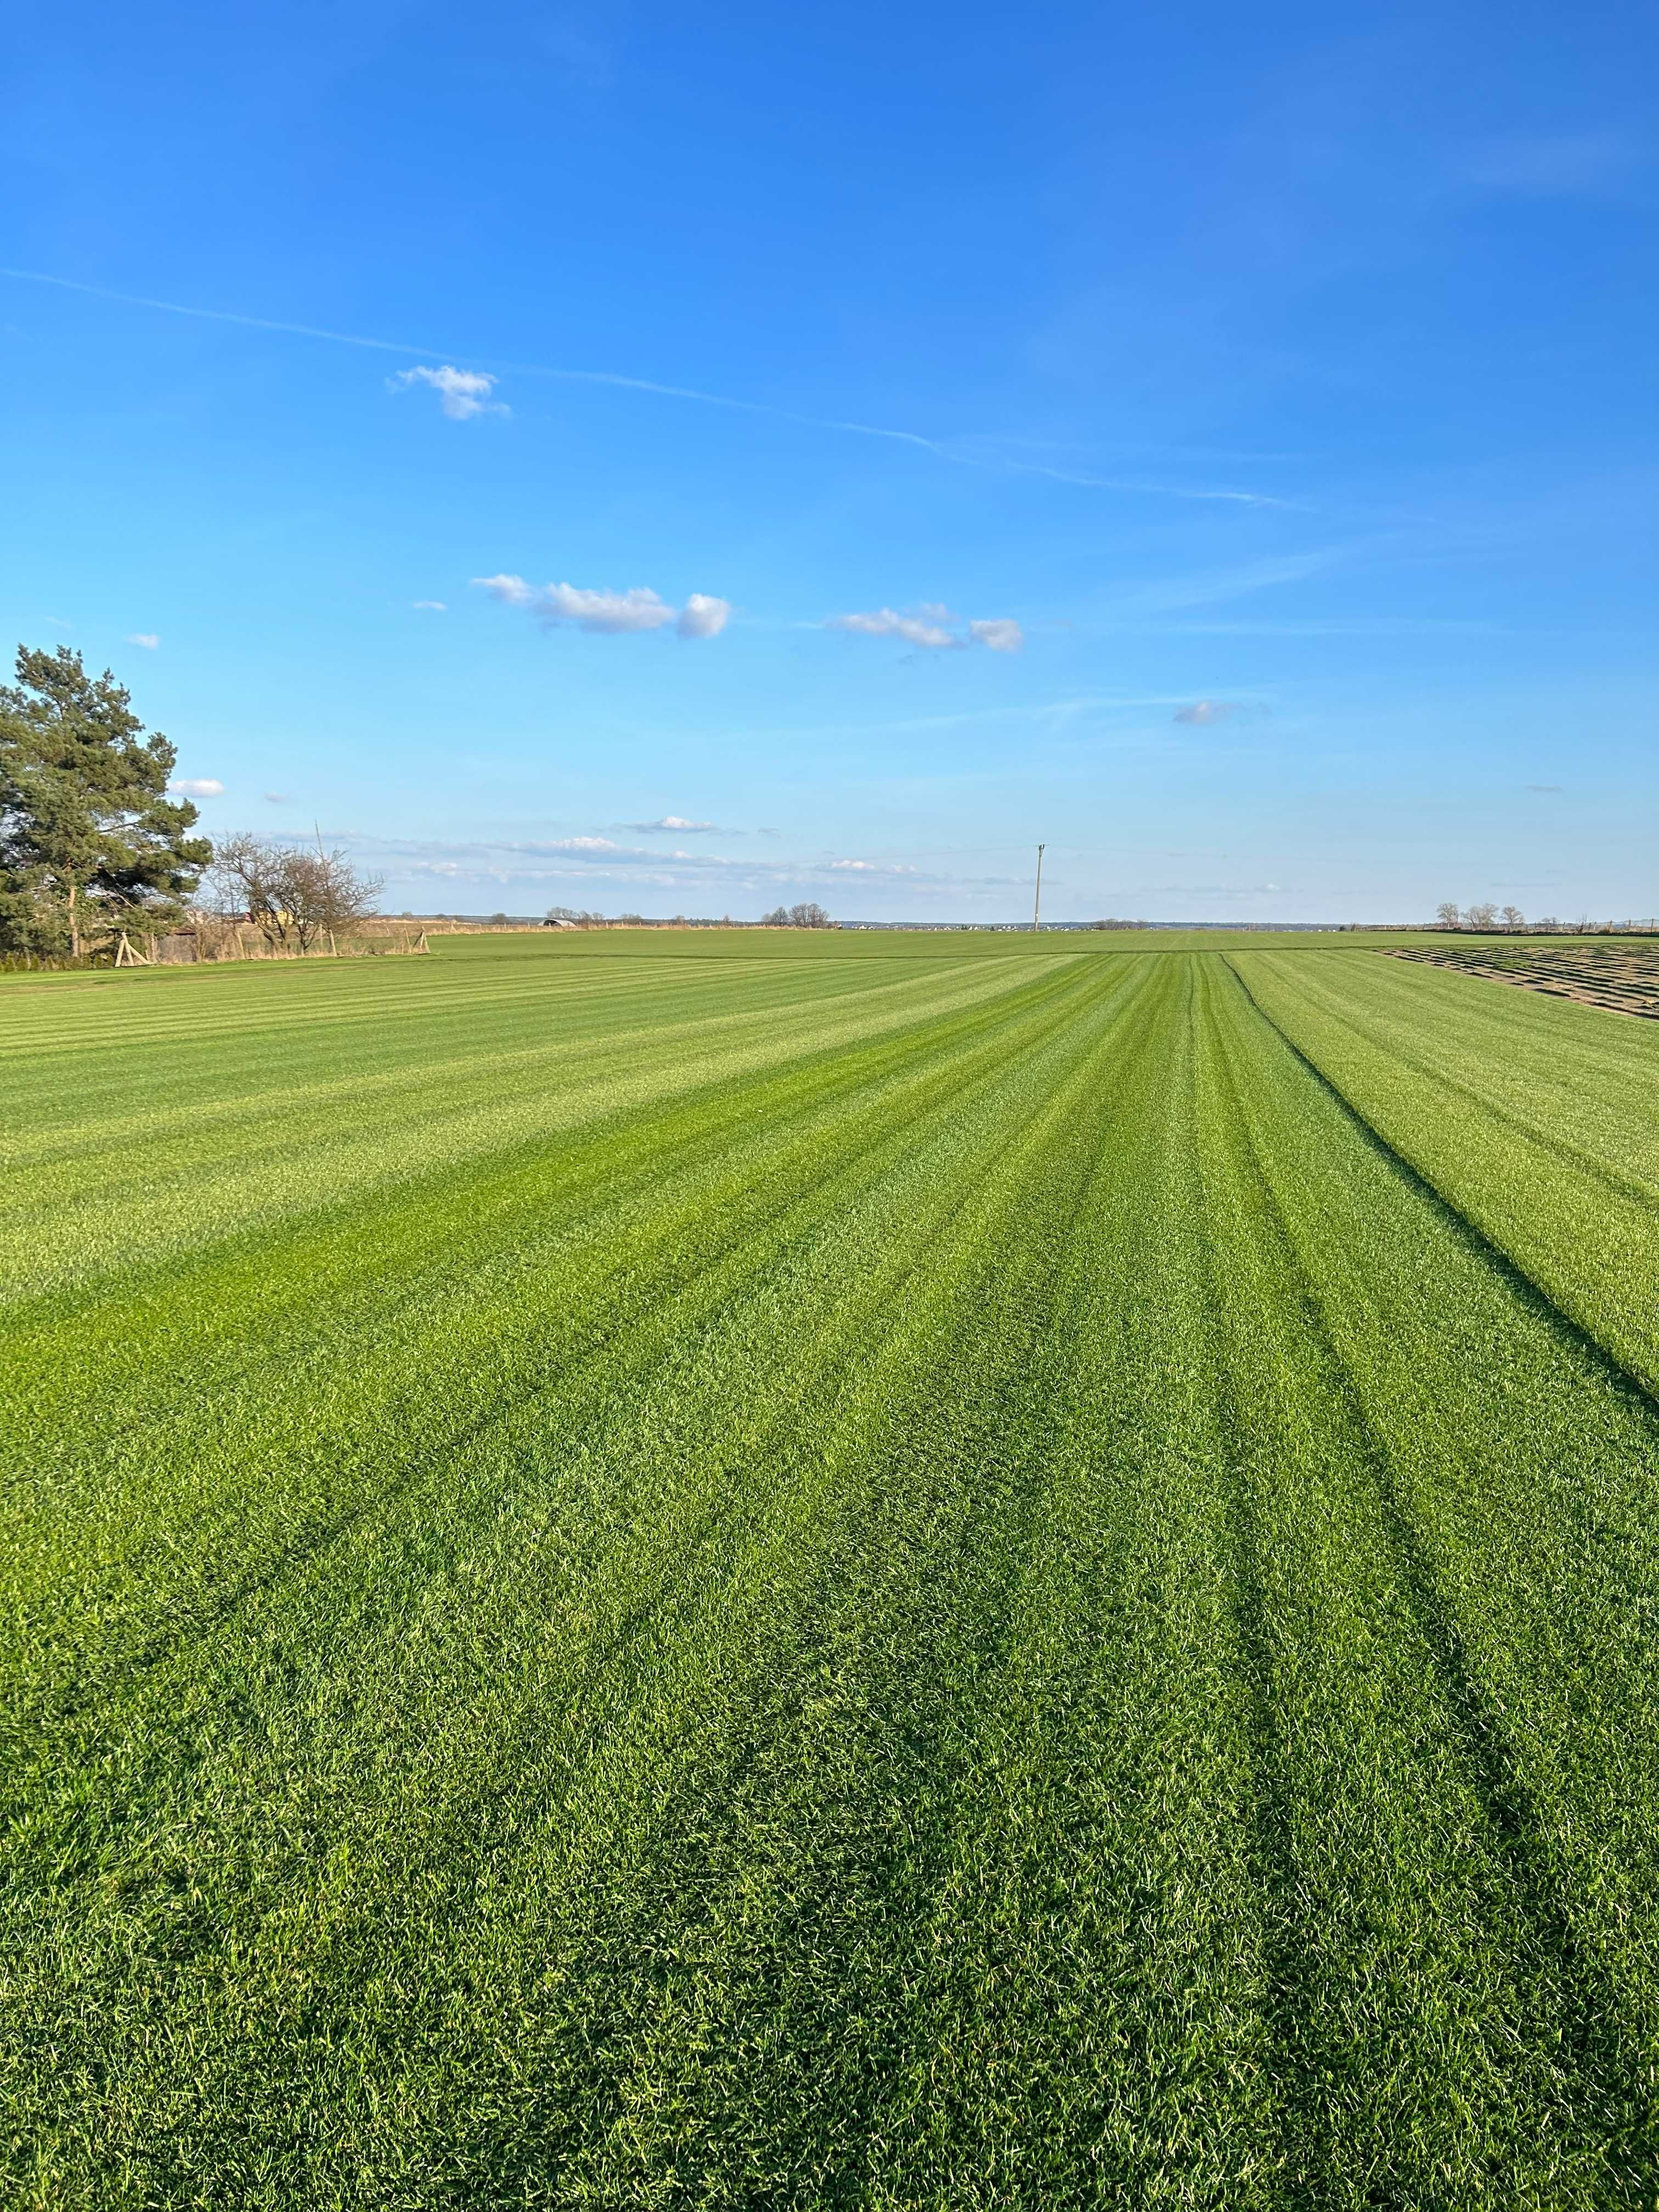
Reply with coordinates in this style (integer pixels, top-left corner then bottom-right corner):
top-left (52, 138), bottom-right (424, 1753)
top-left (68, 880), bottom-right (80, 960)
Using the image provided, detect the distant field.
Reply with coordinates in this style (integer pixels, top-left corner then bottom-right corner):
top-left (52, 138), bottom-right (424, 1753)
top-left (5, 934), bottom-right (1659, 2207)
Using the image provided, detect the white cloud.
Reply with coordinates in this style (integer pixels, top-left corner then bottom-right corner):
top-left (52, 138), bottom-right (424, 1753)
top-left (412, 599), bottom-right (447, 612)
top-left (625, 816), bottom-right (720, 833)
top-left (676, 592), bottom-right (731, 639)
top-left (473, 574), bottom-right (727, 639)
top-left (474, 574), bottom-right (534, 608)
top-left (1172, 699), bottom-right (1239, 725)
top-left (476, 577), bottom-right (673, 633)
top-left (391, 365), bottom-right (507, 420)
top-left (264, 792), bottom-right (290, 804)
top-left (831, 606), bottom-right (961, 650)
top-left (831, 606), bottom-right (1025, 651)
top-left (552, 836), bottom-right (622, 851)
top-left (126, 633), bottom-right (160, 650)
top-left (169, 777), bottom-right (223, 797)
top-left (830, 857), bottom-right (917, 874)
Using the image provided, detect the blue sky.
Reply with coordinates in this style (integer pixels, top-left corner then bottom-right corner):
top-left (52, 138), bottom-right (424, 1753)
top-left (3, 0), bottom-right (1654, 922)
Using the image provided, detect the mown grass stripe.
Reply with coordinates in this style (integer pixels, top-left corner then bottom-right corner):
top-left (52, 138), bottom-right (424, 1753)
top-left (1205, 959), bottom-right (1651, 2199)
top-left (1226, 955), bottom-right (1659, 1420)
top-left (1238, 949), bottom-right (1659, 1390)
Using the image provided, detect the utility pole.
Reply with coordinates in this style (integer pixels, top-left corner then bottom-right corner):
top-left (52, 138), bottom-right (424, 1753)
top-left (1032, 844), bottom-right (1045, 933)
top-left (315, 821), bottom-right (336, 957)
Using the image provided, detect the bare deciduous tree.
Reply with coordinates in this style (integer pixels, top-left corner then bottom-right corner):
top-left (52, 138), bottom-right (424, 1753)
top-left (296, 843), bottom-right (383, 945)
top-left (1435, 901), bottom-right (1460, 929)
top-left (210, 833), bottom-right (383, 953)
top-left (760, 901), bottom-right (833, 928)
top-left (1464, 901), bottom-right (1498, 931)
top-left (210, 833), bottom-right (291, 947)
top-left (1500, 904), bottom-right (1525, 930)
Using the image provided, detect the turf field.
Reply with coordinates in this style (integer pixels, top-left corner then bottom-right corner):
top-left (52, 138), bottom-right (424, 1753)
top-left (4, 931), bottom-right (1659, 2207)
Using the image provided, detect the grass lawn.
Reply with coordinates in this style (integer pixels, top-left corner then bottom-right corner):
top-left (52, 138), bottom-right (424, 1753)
top-left (4, 931), bottom-right (1658, 2207)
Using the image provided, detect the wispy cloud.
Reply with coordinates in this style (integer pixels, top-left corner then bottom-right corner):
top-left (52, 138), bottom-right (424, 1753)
top-left (126, 632), bottom-right (160, 650)
top-left (984, 458), bottom-right (1293, 509)
top-left (623, 816), bottom-right (723, 833)
top-left (474, 575), bottom-right (730, 639)
top-left (1173, 699), bottom-right (1240, 725)
top-left (0, 267), bottom-right (1285, 507)
top-left (1106, 549), bottom-right (1342, 620)
top-left (326, 828), bottom-right (1003, 896)
top-left (364, 833), bottom-right (704, 870)
top-left (831, 606), bottom-right (959, 650)
top-left (536, 14), bottom-right (613, 86)
top-left (1469, 132), bottom-right (1644, 199)
top-left (264, 792), bottom-right (290, 804)
top-left (829, 604), bottom-right (1024, 651)
top-left (391, 365), bottom-right (507, 420)
top-left (1527, 783), bottom-right (1565, 793)
top-left (1160, 617), bottom-right (1501, 637)
top-left (168, 776), bottom-right (223, 797)
top-left (702, 693), bottom-right (1218, 749)
top-left (412, 599), bottom-right (447, 612)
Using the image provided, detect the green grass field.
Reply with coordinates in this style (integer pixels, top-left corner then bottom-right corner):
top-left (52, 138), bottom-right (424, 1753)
top-left (5, 932), bottom-right (1659, 2207)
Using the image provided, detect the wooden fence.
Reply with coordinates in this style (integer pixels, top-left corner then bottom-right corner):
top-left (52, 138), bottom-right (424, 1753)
top-left (112, 922), bottom-right (430, 965)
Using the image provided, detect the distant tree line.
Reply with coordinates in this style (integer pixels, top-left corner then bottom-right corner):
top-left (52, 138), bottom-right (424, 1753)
top-left (0, 642), bottom-right (381, 962)
top-left (1434, 903), bottom-right (1651, 933)
top-left (548, 911), bottom-right (820, 929)
top-left (761, 902), bottom-right (834, 928)
top-left (1435, 901), bottom-right (1529, 932)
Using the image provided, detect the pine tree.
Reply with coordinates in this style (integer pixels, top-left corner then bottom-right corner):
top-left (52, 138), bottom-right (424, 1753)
top-left (0, 646), bottom-right (211, 956)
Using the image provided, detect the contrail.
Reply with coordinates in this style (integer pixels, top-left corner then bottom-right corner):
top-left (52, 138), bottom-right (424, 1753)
top-left (0, 267), bottom-right (446, 358)
top-left (0, 264), bottom-right (1286, 506)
